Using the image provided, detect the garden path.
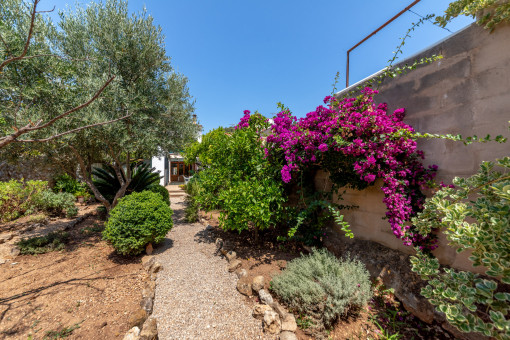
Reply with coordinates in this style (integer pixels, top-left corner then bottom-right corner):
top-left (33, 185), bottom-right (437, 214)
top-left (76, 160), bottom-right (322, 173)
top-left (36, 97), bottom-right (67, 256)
top-left (152, 185), bottom-right (273, 340)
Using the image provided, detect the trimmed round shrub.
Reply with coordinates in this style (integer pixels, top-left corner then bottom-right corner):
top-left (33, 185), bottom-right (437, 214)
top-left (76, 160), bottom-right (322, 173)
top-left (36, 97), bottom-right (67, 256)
top-left (148, 184), bottom-right (170, 206)
top-left (103, 191), bottom-right (173, 255)
top-left (270, 248), bottom-right (372, 329)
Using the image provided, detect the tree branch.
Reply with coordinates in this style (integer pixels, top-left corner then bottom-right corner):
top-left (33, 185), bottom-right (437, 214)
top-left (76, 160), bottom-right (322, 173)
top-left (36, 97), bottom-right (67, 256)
top-left (0, 0), bottom-right (39, 72)
top-left (14, 112), bottom-right (132, 143)
top-left (0, 76), bottom-right (115, 148)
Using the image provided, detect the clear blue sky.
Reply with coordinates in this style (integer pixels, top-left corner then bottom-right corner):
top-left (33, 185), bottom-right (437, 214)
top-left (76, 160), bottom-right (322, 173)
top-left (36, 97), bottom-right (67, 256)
top-left (44, 0), bottom-right (473, 133)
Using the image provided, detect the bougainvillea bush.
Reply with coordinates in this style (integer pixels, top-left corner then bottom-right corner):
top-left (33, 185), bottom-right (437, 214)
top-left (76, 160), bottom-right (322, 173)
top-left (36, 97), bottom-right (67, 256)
top-left (263, 88), bottom-right (438, 249)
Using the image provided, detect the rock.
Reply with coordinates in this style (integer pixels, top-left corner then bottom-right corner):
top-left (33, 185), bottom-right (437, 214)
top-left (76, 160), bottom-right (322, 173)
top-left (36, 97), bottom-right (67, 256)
top-left (142, 256), bottom-right (155, 270)
top-left (237, 279), bottom-right (253, 296)
top-left (258, 289), bottom-right (273, 305)
top-left (281, 314), bottom-right (297, 332)
top-left (140, 296), bottom-right (154, 314)
top-left (145, 243), bottom-right (153, 255)
top-left (215, 238), bottom-right (223, 249)
top-left (128, 309), bottom-right (148, 328)
top-left (235, 269), bottom-right (247, 279)
top-left (228, 259), bottom-right (242, 272)
top-left (139, 317), bottom-right (158, 340)
top-left (225, 250), bottom-right (237, 262)
top-left (142, 281), bottom-right (156, 299)
top-left (150, 261), bottom-right (162, 275)
top-left (252, 304), bottom-right (273, 320)
top-left (252, 275), bottom-right (265, 291)
top-left (100, 321), bottom-right (108, 328)
top-left (270, 302), bottom-right (287, 318)
top-left (279, 331), bottom-right (298, 340)
top-left (123, 326), bottom-right (140, 340)
top-left (263, 310), bottom-right (281, 334)
top-left (10, 247), bottom-right (20, 257)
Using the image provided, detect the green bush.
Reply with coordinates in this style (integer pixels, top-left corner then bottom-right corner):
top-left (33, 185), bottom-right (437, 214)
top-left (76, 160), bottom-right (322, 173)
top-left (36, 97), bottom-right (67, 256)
top-left (53, 173), bottom-right (90, 198)
top-left (33, 190), bottom-right (78, 218)
top-left (148, 184), bottom-right (170, 206)
top-left (411, 157), bottom-right (510, 338)
top-left (16, 231), bottom-right (69, 255)
top-left (0, 179), bottom-right (47, 222)
top-left (270, 248), bottom-right (372, 329)
top-left (102, 191), bottom-right (173, 255)
top-left (184, 178), bottom-right (201, 223)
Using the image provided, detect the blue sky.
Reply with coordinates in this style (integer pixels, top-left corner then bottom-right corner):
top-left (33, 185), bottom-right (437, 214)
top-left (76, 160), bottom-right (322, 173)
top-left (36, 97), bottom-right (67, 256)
top-left (44, 0), bottom-right (473, 133)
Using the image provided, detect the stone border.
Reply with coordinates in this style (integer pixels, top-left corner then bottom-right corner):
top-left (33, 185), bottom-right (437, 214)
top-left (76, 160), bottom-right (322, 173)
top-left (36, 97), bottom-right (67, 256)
top-left (215, 237), bottom-right (298, 340)
top-left (123, 256), bottom-right (162, 340)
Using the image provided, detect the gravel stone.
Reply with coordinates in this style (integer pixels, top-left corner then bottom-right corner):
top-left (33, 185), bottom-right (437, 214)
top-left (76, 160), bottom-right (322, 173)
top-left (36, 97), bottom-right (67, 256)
top-left (258, 289), bottom-right (274, 305)
top-left (152, 194), bottom-right (274, 340)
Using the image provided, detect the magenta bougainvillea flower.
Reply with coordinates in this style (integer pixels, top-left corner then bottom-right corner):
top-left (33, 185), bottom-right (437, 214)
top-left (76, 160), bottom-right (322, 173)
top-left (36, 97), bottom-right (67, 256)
top-left (236, 88), bottom-right (438, 250)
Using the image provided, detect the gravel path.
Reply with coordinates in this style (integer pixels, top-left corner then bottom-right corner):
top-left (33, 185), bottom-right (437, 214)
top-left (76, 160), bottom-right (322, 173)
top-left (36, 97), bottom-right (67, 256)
top-left (152, 190), bottom-right (274, 340)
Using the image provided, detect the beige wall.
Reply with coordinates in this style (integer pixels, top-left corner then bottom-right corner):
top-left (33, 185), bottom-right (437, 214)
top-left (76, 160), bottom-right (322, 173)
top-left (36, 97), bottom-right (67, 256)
top-left (328, 22), bottom-right (510, 272)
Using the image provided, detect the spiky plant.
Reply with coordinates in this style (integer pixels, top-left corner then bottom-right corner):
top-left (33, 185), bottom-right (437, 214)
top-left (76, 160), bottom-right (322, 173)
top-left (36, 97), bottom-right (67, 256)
top-left (92, 162), bottom-right (161, 203)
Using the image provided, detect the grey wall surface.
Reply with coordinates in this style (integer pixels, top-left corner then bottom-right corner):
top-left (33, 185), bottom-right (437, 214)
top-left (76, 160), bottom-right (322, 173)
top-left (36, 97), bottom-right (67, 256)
top-left (328, 22), bottom-right (510, 272)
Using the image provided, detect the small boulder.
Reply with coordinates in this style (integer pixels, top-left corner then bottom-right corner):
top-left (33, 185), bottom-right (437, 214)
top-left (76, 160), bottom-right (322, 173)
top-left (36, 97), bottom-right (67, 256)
top-left (10, 247), bottom-right (20, 258)
top-left (142, 256), bottom-right (155, 270)
top-left (128, 308), bottom-right (147, 328)
top-left (235, 268), bottom-right (247, 279)
top-left (252, 275), bottom-right (265, 291)
top-left (215, 238), bottom-right (224, 255)
top-left (142, 281), bottom-right (156, 300)
top-left (150, 261), bottom-right (162, 275)
top-left (270, 302), bottom-right (287, 318)
top-left (145, 243), bottom-right (153, 255)
top-left (258, 289), bottom-right (273, 305)
top-left (123, 326), bottom-right (140, 340)
top-left (225, 250), bottom-right (237, 262)
top-left (279, 331), bottom-right (298, 340)
top-left (252, 304), bottom-right (273, 320)
top-left (228, 259), bottom-right (242, 272)
top-left (237, 279), bottom-right (253, 296)
top-left (263, 310), bottom-right (281, 334)
top-left (140, 296), bottom-right (154, 314)
top-left (281, 314), bottom-right (297, 332)
top-left (139, 317), bottom-right (158, 340)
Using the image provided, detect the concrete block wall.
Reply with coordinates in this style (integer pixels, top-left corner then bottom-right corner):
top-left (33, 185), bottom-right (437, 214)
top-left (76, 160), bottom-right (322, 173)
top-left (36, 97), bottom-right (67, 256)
top-left (327, 22), bottom-right (510, 273)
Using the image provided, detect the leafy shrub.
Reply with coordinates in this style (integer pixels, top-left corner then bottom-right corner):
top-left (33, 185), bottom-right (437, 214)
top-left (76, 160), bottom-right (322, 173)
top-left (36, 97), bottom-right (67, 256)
top-left (102, 191), bottom-right (173, 255)
top-left (271, 248), bottom-right (372, 329)
top-left (0, 179), bottom-right (47, 222)
top-left (16, 231), bottom-right (69, 255)
top-left (33, 190), bottom-right (78, 218)
top-left (92, 162), bottom-right (161, 203)
top-left (184, 178), bottom-right (201, 223)
top-left (148, 184), bottom-right (170, 206)
top-left (411, 157), bottom-right (510, 338)
top-left (218, 177), bottom-right (285, 233)
top-left (53, 173), bottom-right (90, 197)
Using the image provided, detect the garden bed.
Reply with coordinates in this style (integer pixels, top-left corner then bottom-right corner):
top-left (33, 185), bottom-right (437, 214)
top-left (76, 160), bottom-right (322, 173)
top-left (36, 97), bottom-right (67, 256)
top-left (199, 210), bottom-right (454, 340)
top-left (0, 207), bottom-right (146, 339)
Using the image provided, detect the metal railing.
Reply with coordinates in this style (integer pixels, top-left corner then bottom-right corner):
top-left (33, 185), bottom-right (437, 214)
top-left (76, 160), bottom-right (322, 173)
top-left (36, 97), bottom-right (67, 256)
top-left (346, 0), bottom-right (422, 87)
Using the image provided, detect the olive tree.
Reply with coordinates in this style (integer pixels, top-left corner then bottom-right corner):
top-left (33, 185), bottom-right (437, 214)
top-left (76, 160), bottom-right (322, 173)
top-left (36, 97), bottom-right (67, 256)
top-left (50, 0), bottom-right (198, 210)
top-left (0, 0), bottom-right (127, 149)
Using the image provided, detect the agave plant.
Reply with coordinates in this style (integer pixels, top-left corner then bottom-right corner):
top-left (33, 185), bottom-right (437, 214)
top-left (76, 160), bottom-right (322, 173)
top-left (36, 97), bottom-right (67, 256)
top-left (92, 162), bottom-right (162, 203)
